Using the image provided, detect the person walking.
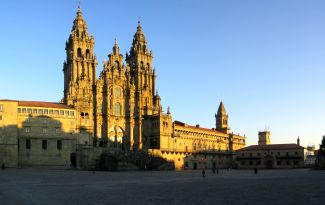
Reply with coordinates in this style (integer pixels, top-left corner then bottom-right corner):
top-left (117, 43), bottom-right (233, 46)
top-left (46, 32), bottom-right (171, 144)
top-left (202, 168), bottom-right (206, 178)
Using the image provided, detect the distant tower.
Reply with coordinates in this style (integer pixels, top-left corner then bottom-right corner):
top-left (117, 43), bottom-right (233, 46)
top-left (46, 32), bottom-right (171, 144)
top-left (215, 101), bottom-right (229, 134)
top-left (258, 131), bottom-right (271, 145)
top-left (62, 6), bottom-right (97, 141)
top-left (297, 136), bottom-right (300, 146)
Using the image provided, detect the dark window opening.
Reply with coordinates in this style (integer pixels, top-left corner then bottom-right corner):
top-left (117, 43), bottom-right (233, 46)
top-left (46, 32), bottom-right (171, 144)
top-left (77, 48), bottom-right (82, 58)
top-left (26, 139), bottom-right (31, 149)
top-left (42, 140), bottom-right (47, 150)
top-left (57, 140), bottom-right (62, 150)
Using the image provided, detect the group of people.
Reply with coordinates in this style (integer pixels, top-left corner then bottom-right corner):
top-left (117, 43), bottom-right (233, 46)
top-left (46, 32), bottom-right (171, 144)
top-left (201, 167), bottom-right (219, 178)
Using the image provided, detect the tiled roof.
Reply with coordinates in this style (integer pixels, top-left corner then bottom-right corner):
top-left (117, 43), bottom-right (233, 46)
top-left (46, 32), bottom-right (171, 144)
top-left (174, 120), bottom-right (226, 135)
top-left (18, 100), bottom-right (73, 109)
top-left (237, 144), bottom-right (305, 151)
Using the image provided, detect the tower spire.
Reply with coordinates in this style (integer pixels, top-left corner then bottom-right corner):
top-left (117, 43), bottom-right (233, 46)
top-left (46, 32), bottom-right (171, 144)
top-left (112, 37), bottom-right (120, 55)
top-left (127, 20), bottom-right (149, 56)
top-left (215, 101), bottom-right (229, 133)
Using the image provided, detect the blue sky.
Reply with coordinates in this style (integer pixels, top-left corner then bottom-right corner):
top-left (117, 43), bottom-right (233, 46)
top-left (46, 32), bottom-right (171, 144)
top-left (0, 0), bottom-right (324, 147)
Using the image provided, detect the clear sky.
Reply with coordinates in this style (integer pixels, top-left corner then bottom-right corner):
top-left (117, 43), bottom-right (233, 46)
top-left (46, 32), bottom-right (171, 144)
top-left (0, 0), bottom-right (324, 147)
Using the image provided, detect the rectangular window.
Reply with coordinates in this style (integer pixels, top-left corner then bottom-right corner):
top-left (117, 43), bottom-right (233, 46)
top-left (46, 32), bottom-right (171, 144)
top-left (70, 111), bottom-right (74, 116)
top-left (60, 110), bottom-right (64, 115)
top-left (26, 139), bottom-right (31, 149)
top-left (55, 128), bottom-right (60, 134)
top-left (277, 161), bottom-right (281, 166)
top-left (0, 104), bottom-right (3, 112)
top-left (44, 109), bottom-right (48, 115)
top-left (33, 109), bottom-right (37, 114)
top-left (65, 111), bottom-right (69, 116)
top-left (22, 108), bottom-right (26, 113)
top-left (18, 108), bottom-right (21, 113)
top-left (27, 108), bottom-right (32, 114)
top-left (54, 110), bottom-right (59, 115)
top-left (57, 140), bottom-right (62, 150)
top-left (38, 109), bottom-right (43, 115)
top-left (25, 127), bottom-right (30, 133)
top-left (49, 110), bottom-right (53, 115)
top-left (42, 140), bottom-right (47, 150)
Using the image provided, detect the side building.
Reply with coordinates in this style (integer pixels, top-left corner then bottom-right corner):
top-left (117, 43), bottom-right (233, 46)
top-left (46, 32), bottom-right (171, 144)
top-left (0, 100), bottom-right (83, 167)
top-left (149, 102), bottom-right (246, 170)
top-left (236, 131), bottom-right (305, 169)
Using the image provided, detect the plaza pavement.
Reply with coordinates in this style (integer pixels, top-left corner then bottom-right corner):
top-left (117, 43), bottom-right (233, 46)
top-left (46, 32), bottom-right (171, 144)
top-left (0, 168), bottom-right (324, 205)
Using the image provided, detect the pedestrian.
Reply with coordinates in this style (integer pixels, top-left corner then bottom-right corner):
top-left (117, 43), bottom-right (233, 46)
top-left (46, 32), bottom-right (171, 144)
top-left (254, 167), bottom-right (258, 175)
top-left (1, 163), bottom-right (5, 170)
top-left (202, 168), bottom-right (206, 178)
top-left (212, 167), bottom-right (216, 174)
top-left (217, 169), bottom-right (219, 175)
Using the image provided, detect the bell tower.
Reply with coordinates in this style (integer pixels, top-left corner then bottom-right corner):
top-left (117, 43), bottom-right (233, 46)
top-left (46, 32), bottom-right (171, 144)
top-left (125, 21), bottom-right (160, 150)
top-left (126, 21), bottom-right (156, 108)
top-left (63, 5), bottom-right (97, 142)
top-left (215, 101), bottom-right (229, 134)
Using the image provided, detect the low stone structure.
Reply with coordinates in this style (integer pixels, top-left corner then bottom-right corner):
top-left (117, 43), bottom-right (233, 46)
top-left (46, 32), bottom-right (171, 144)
top-left (236, 131), bottom-right (305, 169)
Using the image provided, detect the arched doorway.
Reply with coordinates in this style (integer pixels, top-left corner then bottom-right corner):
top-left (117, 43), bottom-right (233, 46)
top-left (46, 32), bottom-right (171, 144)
top-left (108, 126), bottom-right (124, 149)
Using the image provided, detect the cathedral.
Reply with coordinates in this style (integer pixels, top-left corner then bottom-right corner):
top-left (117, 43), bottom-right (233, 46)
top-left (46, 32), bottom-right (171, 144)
top-left (0, 6), bottom-right (245, 170)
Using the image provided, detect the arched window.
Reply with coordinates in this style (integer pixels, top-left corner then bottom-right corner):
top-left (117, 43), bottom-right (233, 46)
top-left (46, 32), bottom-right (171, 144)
top-left (77, 48), bottom-right (82, 58)
top-left (114, 61), bottom-right (120, 68)
top-left (114, 103), bottom-right (121, 116)
top-left (146, 63), bottom-right (150, 70)
top-left (140, 61), bottom-right (144, 69)
top-left (114, 87), bottom-right (122, 97)
top-left (86, 49), bottom-right (90, 58)
top-left (85, 113), bottom-right (89, 119)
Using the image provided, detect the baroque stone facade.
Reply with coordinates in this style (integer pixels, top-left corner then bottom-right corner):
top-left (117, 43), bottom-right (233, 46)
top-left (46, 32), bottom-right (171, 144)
top-left (0, 6), bottom-right (246, 169)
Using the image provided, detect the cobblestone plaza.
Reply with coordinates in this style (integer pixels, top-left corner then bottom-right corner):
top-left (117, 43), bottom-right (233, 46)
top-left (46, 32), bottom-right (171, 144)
top-left (0, 169), bottom-right (324, 205)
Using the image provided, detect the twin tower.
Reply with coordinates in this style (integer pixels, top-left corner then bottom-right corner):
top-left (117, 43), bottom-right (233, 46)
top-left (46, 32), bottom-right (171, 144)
top-left (62, 7), bottom-right (162, 150)
top-left (62, 7), bottom-right (230, 151)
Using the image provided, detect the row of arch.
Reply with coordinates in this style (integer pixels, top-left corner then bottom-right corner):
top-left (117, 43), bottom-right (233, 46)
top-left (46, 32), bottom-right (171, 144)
top-left (77, 48), bottom-right (91, 58)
